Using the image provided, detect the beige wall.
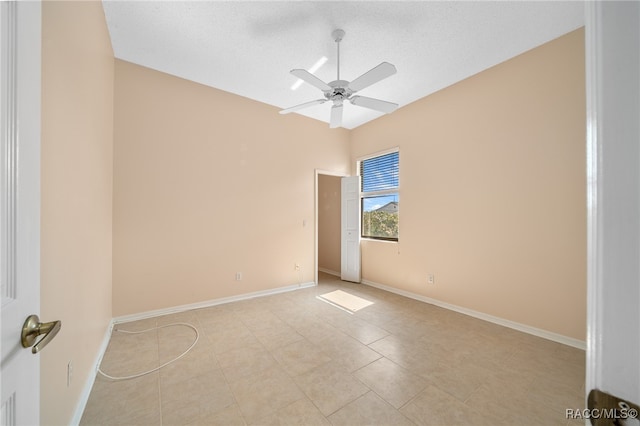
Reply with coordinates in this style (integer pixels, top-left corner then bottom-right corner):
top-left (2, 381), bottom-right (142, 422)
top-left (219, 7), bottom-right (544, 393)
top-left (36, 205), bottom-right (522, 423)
top-left (37, 18), bottom-right (586, 422)
top-left (40, 1), bottom-right (114, 424)
top-left (318, 174), bottom-right (342, 274)
top-left (350, 28), bottom-right (586, 340)
top-left (112, 60), bottom-right (350, 316)
top-left (112, 29), bottom-right (586, 338)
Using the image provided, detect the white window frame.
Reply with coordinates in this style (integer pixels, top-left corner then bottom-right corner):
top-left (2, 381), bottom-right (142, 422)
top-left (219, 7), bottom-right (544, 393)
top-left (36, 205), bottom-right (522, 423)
top-left (357, 147), bottom-right (400, 242)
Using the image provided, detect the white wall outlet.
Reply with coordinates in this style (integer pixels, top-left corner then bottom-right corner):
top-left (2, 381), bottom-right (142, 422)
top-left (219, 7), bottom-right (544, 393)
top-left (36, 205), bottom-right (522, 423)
top-left (235, 272), bottom-right (242, 281)
top-left (428, 273), bottom-right (435, 284)
top-left (67, 360), bottom-right (73, 387)
top-left (295, 263), bottom-right (300, 271)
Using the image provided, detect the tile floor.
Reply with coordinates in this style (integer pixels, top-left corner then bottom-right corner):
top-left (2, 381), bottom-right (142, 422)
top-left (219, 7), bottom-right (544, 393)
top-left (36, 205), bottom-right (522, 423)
top-left (80, 273), bottom-right (585, 426)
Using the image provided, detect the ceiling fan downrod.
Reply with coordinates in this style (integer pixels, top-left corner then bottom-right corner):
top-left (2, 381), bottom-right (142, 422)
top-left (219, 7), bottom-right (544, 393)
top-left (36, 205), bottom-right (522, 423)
top-left (332, 29), bottom-right (345, 81)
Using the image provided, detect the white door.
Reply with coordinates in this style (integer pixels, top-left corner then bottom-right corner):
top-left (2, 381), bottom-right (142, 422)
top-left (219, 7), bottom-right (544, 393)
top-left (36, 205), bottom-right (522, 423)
top-left (341, 176), bottom-right (361, 283)
top-left (586, 0), bottom-right (640, 416)
top-left (1, 2), bottom-right (42, 425)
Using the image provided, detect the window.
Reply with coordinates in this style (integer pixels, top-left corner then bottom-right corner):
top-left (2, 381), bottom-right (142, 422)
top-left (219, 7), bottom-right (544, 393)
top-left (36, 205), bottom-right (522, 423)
top-left (359, 150), bottom-right (399, 241)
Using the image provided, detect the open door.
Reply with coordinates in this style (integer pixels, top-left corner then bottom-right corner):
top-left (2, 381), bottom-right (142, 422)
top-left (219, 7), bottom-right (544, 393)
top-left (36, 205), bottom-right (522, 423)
top-left (341, 176), bottom-right (361, 283)
top-left (1, 2), bottom-right (43, 424)
top-left (585, 0), bottom-right (640, 418)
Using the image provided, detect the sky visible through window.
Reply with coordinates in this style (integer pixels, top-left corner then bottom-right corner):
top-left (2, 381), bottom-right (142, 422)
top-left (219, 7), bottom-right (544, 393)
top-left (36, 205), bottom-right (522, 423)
top-left (363, 194), bottom-right (398, 212)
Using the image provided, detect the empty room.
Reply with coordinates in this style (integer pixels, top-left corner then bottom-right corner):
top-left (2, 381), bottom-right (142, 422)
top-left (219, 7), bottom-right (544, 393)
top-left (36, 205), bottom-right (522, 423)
top-left (3, 1), bottom-right (639, 425)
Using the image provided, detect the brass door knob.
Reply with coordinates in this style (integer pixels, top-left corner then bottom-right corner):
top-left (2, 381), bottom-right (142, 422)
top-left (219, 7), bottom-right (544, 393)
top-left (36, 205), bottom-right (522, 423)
top-left (21, 315), bottom-right (61, 354)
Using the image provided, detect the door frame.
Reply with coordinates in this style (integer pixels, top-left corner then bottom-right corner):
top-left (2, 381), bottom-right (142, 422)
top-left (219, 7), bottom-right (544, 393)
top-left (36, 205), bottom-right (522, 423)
top-left (585, 1), bottom-right (640, 404)
top-left (314, 169), bottom-right (347, 285)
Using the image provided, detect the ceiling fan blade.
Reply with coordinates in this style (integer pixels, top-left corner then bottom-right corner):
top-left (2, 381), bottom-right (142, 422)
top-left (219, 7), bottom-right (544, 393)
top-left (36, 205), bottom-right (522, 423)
top-left (348, 62), bottom-right (397, 93)
top-left (329, 104), bottom-right (343, 128)
top-left (279, 99), bottom-right (327, 114)
top-left (290, 69), bottom-right (332, 92)
top-left (349, 95), bottom-right (398, 114)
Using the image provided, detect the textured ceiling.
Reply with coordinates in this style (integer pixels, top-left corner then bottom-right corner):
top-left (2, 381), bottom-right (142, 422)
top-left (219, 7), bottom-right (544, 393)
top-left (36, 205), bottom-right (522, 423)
top-left (102, 1), bottom-right (584, 129)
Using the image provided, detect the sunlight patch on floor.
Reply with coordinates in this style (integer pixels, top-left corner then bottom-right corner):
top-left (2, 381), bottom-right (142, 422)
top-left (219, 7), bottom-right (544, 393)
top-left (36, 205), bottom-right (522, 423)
top-left (317, 290), bottom-right (374, 313)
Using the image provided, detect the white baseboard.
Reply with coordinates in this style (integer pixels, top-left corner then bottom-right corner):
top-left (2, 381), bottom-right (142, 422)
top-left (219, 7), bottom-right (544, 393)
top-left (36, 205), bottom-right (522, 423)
top-left (70, 319), bottom-right (114, 426)
top-left (113, 281), bottom-right (316, 324)
top-left (318, 267), bottom-right (340, 278)
top-left (72, 277), bottom-right (584, 423)
top-left (361, 279), bottom-right (586, 350)
top-left (71, 281), bottom-right (315, 423)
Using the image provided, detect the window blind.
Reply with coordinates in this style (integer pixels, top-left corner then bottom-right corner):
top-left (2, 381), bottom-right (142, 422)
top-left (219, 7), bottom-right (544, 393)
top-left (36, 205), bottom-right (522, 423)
top-left (360, 151), bottom-right (399, 192)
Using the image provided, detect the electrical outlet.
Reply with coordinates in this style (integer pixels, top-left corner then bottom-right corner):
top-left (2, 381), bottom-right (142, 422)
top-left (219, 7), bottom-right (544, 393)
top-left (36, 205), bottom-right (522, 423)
top-left (295, 263), bottom-right (300, 271)
top-left (67, 360), bottom-right (73, 387)
top-left (235, 272), bottom-right (242, 281)
top-left (428, 273), bottom-right (435, 284)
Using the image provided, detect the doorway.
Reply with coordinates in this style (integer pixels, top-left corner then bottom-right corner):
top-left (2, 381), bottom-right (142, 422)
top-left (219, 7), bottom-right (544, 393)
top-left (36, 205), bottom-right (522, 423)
top-left (314, 170), bottom-right (345, 284)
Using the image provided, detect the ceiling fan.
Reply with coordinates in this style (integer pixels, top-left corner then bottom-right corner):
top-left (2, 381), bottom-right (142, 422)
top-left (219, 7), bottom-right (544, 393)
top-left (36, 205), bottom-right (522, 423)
top-left (280, 29), bottom-right (398, 128)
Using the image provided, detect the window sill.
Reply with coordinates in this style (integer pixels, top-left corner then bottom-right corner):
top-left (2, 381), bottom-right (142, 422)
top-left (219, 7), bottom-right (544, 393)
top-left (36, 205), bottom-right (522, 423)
top-left (361, 238), bottom-right (398, 244)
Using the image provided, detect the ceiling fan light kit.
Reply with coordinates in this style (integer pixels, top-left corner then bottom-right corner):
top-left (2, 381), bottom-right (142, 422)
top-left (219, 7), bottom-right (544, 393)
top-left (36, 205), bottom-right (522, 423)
top-left (280, 29), bottom-right (398, 128)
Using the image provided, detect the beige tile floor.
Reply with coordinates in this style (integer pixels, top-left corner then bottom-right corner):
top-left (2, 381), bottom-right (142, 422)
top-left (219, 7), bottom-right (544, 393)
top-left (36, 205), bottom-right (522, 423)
top-left (81, 273), bottom-right (585, 426)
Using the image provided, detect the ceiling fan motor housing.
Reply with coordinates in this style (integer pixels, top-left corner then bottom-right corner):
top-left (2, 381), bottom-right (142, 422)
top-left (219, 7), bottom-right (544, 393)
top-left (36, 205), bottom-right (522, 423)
top-left (326, 80), bottom-right (352, 103)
